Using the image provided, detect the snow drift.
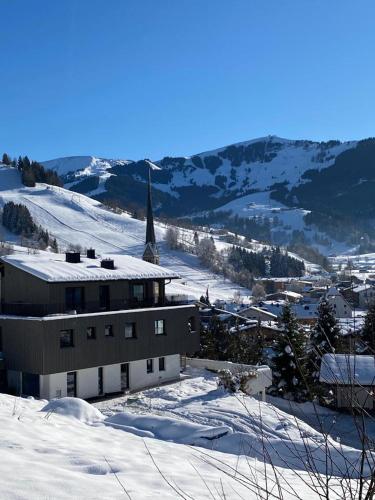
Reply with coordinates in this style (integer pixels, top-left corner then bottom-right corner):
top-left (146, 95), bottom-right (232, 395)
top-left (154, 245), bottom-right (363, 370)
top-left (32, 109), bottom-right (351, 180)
top-left (41, 397), bottom-right (104, 423)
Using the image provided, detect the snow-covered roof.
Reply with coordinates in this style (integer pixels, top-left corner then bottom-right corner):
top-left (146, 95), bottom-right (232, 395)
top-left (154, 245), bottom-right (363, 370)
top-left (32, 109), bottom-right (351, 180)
top-left (352, 285), bottom-right (374, 293)
top-left (326, 287), bottom-right (340, 297)
top-left (1, 253), bottom-right (179, 283)
top-left (320, 354), bottom-right (375, 385)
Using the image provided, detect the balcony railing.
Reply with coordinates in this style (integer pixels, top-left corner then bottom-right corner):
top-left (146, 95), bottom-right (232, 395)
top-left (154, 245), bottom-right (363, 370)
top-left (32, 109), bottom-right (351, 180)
top-left (1, 295), bottom-right (191, 317)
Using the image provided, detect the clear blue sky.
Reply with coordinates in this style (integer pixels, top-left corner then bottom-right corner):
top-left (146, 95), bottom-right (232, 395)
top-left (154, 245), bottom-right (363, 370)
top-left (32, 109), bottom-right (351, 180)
top-left (1, 0), bottom-right (375, 161)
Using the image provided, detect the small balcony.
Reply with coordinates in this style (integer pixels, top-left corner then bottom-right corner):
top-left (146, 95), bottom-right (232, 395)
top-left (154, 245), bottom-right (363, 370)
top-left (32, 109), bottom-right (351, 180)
top-left (1, 294), bottom-right (190, 317)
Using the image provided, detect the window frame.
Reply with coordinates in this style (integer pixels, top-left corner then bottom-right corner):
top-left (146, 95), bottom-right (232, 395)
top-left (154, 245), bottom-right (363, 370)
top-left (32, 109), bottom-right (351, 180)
top-left (132, 283), bottom-right (145, 302)
top-left (60, 329), bottom-right (74, 348)
top-left (158, 357), bottom-right (165, 372)
top-left (124, 322), bottom-right (136, 339)
top-left (104, 324), bottom-right (114, 337)
top-left (146, 358), bottom-right (154, 374)
top-left (86, 326), bottom-right (96, 340)
top-left (154, 319), bottom-right (166, 336)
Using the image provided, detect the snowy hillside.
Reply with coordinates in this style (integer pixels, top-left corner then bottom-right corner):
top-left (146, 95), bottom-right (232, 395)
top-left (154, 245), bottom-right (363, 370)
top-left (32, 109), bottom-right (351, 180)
top-left (0, 368), bottom-right (370, 499)
top-left (0, 166), bottom-right (249, 302)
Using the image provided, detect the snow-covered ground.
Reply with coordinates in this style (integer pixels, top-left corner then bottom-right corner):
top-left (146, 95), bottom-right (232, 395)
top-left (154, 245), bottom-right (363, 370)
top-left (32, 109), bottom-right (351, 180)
top-left (0, 167), bottom-right (249, 302)
top-left (0, 368), bottom-right (368, 499)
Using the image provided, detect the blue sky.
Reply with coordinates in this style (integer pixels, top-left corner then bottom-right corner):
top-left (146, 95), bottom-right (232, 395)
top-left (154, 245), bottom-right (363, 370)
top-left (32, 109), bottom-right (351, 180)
top-left (1, 0), bottom-right (375, 161)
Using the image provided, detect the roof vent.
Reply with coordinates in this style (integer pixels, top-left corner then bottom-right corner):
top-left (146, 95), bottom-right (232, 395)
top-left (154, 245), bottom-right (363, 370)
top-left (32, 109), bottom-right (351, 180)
top-left (65, 252), bottom-right (81, 264)
top-left (101, 258), bottom-right (115, 270)
top-left (87, 248), bottom-right (96, 259)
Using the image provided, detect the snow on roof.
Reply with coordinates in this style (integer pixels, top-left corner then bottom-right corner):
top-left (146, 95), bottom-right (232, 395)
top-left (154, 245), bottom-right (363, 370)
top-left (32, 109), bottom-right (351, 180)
top-left (1, 253), bottom-right (179, 283)
top-left (326, 287), bottom-right (340, 297)
top-left (320, 354), bottom-right (375, 385)
top-left (353, 284), bottom-right (374, 293)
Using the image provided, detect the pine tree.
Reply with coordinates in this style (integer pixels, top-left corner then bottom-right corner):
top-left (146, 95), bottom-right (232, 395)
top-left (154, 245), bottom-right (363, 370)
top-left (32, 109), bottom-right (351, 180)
top-left (272, 303), bottom-right (307, 400)
top-left (200, 316), bottom-right (230, 360)
top-left (362, 303), bottom-right (375, 352)
top-left (2, 153), bottom-right (11, 165)
top-left (50, 238), bottom-right (59, 253)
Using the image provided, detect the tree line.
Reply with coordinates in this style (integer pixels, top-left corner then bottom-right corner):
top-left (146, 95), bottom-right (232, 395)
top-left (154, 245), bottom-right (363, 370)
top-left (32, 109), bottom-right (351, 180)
top-left (2, 201), bottom-right (58, 251)
top-left (2, 153), bottom-right (62, 188)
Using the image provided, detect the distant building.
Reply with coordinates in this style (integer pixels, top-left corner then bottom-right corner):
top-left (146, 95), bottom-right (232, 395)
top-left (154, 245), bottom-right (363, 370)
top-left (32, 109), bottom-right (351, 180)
top-left (342, 284), bottom-right (375, 309)
top-left (320, 354), bottom-right (375, 410)
top-left (326, 287), bottom-right (353, 318)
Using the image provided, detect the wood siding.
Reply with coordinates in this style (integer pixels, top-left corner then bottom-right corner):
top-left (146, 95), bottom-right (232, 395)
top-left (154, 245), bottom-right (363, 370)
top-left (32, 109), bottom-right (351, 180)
top-left (0, 305), bottom-right (200, 375)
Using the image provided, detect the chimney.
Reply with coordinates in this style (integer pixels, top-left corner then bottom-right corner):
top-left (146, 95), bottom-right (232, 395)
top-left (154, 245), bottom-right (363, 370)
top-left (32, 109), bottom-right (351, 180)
top-left (101, 258), bottom-right (115, 270)
top-left (87, 248), bottom-right (96, 259)
top-left (65, 252), bottom-right (81, 264)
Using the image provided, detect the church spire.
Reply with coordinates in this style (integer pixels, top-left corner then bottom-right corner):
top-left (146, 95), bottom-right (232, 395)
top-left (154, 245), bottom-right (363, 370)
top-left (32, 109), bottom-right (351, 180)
top-left (145, 167), bottom-right (156, 245)
top-left (143, 162), bottom-right (160, 265)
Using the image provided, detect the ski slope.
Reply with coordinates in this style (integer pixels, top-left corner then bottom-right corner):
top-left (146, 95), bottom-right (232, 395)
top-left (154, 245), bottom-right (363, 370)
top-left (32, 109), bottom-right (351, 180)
top-left (0, 167), bottom-right (248, 302)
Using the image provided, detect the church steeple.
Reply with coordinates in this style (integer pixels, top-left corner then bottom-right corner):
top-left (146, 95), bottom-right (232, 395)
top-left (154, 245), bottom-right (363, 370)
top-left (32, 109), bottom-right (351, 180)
top-left (143, 163), bottom-right (160, 265)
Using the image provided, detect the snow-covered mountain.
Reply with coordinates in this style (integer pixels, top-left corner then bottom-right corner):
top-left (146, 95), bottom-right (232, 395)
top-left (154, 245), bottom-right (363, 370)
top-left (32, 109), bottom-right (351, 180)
top-left (42, 137), bottom-right (357, 210)
top-left (41, 135), bottom-right (366, 252)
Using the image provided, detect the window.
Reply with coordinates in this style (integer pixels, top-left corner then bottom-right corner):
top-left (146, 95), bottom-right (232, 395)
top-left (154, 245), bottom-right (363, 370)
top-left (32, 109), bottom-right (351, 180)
top-left (153, 281), bottom-right (160, 304)
top-left (159, 357), bottom-right (165, 371)
top-left (65, 287), bottom-right (85, 312)
top-left (86, 326), bottom-right (96, 340)
top-left (154, 319), bottom-right (165, 335)
top-left (105, 324), bottom-right (114, 337)
top-left (188, 316), bottom-right (196, 333)
top-left (147, 359), bottom-right (153, 373)
top-left (99, 285), bottom-right (110, 310)
top-left (60, 329), bottom-right (74, 348)
top-left (132, 283), bottom-right (144, 302)
top-left (67, 372), bottom-right (77, 397)
top-left (124, 322), bottom-right (136, 339)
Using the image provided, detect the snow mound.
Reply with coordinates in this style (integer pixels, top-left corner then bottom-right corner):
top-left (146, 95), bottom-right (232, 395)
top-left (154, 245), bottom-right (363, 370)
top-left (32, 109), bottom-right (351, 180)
top-left (105, 412), bottom-right (232, 445)
top-left (41, 398), bottom-right (104, 423)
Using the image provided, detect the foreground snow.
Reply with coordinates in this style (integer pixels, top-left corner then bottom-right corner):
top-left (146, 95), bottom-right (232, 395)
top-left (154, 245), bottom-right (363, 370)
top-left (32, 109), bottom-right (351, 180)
top-left (0, 369), bottom-right (368, 499)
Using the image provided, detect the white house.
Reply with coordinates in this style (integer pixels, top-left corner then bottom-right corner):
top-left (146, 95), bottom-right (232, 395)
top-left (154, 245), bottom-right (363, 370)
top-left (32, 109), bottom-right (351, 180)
top-left (326, 287), bottom-right (353, 318)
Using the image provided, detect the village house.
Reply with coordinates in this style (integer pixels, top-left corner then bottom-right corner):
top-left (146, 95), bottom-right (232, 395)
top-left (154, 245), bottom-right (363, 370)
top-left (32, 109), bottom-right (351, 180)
top-left (326, 287), bottom-right (353, 318)
top-left (319, 354), bottom-right (375, 410)
top-left (342, 284), bottom-right (375, 309)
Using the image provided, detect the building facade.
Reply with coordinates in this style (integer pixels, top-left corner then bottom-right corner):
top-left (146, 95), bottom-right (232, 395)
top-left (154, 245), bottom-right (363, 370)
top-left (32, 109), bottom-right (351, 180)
top-left (0, 252), bottom-right (200, 399)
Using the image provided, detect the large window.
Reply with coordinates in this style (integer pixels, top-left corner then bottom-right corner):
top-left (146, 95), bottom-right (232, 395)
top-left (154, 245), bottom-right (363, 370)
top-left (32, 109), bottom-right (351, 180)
top-left (154, 319), bottom-right (165, 335)
top-left (105, 325), bottom-right (114, 337)
top-left (86, 326), bottom-right (96, 340)
top-left (132, 283), bottom-right (144, 302)
top-left (124, 322), bottom-right (136, 339)
top-left (159, 357), bottom-right (165, 372)
top-left (65, 287), bottom-right (85, 312)
top-left (146, 358), bottom-right (154, 374)
top-left (60, 329), bottom-right (74, 348)
top-left (99, 285), bottom-right (110, 310)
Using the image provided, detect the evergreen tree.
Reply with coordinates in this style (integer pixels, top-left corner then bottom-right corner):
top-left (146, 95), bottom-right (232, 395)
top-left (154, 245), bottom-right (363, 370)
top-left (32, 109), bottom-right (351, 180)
top-left (362, 303), bottom-right (375, 352)
top-left (2, 153), bottom-right (11, 165)
top-left (272, 303), bottom-right (307, 400)
top-left (227, 322), bottom-right (263, 365)
top-left (200, 316), bottom-right (230, 360)
top-left (308, 299), bottom-right (340, 383)
top-left (50, 238), bottom-right (59, 253)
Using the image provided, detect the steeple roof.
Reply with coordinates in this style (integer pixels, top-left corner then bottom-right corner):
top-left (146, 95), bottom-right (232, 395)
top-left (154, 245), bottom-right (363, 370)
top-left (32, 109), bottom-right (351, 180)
top-left (146, 167), bottom-right (156, 245)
